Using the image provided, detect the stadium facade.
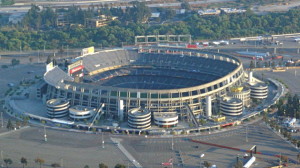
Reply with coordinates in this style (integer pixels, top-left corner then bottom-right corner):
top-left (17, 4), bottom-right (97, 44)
top-left (44, 47), bottom-right (245, 121)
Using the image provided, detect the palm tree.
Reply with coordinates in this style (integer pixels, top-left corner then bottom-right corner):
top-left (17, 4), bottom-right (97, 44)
top-left (35, 158), bottom-right (45, 168)
top-left (3, 158), bottom-right (13, 168)
top-left (20, 157), bottom-right (27, 168)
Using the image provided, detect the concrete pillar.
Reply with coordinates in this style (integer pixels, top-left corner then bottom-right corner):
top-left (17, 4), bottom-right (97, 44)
top-left (274, 47), bottom-right (277, 54)
top-left (118, 100), bottom-right (124, 121)
top-left (248, 71), bottom-right (253, 83)
top-left (206, 96), bottom-right (212, 117)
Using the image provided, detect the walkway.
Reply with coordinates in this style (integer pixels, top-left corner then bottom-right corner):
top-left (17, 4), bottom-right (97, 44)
top-left (110, 137), bottom-right (143, 168)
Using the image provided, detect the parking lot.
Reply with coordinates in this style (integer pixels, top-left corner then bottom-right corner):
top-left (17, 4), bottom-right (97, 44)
top-left (121, 121), bottom-right (299, 168)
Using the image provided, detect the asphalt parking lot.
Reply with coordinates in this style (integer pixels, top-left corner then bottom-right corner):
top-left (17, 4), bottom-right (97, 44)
top-left (0, 121), bottom-right (298, 168)
top-left (121, 121), bottom-right (299, 168)
top-left (0, 63), bottom-right (45, 98)
top-left (254, 69), bottom-right (300, 96)
top-left (0, 127), bottom-right (129, 168)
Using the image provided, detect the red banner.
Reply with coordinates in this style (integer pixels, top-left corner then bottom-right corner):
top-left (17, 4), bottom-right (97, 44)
top-left (161, 162), bottom-right (172, 166)
top-left (70, 65), bottom-right (84, 74)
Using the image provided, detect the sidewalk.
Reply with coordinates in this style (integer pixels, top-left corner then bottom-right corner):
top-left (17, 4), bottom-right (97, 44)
top-left (110, 137), bottom-right (143, 168)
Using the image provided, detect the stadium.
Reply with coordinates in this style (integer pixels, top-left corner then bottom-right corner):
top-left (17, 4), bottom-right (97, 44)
top-left (44, 46), bottom-right (245, 125)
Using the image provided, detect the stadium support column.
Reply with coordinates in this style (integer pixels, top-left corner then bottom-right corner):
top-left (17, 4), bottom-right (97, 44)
top-left (118, 100), bottom-right (124, 121)
top-left (206, 96), bottom-right (212, 118)
top-left (248, 71), bottom-right (253, 83)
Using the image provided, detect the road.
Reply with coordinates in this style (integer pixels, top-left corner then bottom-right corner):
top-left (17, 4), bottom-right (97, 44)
top-left (1, 0), bottom-right (235, 13)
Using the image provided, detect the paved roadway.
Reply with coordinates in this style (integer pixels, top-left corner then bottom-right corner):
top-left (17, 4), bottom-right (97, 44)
top-left (1, 0), bottom-right (235, 13)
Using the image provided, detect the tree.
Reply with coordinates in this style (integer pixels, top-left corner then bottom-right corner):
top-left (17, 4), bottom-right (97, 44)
top-left (6, 119), bottom-right (14, 130)
top-left (234, 160), bottom-right (243, 168)
top-left (203, 161), bottom-right (212, 167)
top-left (46, 55), bottom-right (52, 64)
top-left (11, 58), bottom-right (20, 67)
top-left (21, 157), bottom-right (27, 168)
top-left (114, 164), bottom-right (127, 168)
top-left (29, 57), bottom-right (34, 64)
top-left (250, 61), bottom-right (255, 69)
top-left (4, 158), bottom-right (13, 168)
top-left (99, 163), bottom-right (108, 168)
top-left (181, 1), bottom-right (190, 10)
top-left (51, 163), bottom-right (61, 168)
top-left (84, 165), bottom-right (89, 168)
top-left (35, 158), bottom-right (45, 168)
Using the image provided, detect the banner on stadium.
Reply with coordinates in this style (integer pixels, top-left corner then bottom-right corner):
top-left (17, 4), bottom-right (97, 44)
top-left (46, 62), bottom-right (54, 72)
top-left (70, 65), bottom-right (84, 74)
top-left (81, 46), bottom-right (94, 56)
top-left (68, 60), bottom-right (83, 75)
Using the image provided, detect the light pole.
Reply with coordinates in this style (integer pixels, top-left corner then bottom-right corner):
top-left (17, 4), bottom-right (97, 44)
top-left (171, 135), bottom-right (174, 151)
top-left (60, 158), bottom-right (64, 168)
top-left (44, 42), bottom-right (46, 58)
top-left (200, 153), bottom-right (205, 168)
top-left (38, 49), bottom-right (40, 63)
top-left (67, 45), bottom-right (69, 58)
top-left (44, 126), bottom-right (47, 142)
top-left (246, 125), bottom-right (248, 142)
top-left (1, 112), bottom-right (3, 128)
top-left (102, 132), bottom-right (105, 149)
top-left (0, 150), bottom-right (3, 167)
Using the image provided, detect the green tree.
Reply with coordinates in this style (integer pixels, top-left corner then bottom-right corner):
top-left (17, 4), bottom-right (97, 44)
top-left (84, 165), bottom-right (89, 168)
top-left (6, 119), bottom-right (14, 130)
top-left (203, 161), bottom-right (212, 167)
top-left (35, 158), bottom-right (45, 168)
top-left (181, 1), bottom-right (190, 10)
top-left (99, 163), bottom-right (108, 168)
top-left (21, 157), bottom-right (27, 168)
top-left (46, 55), bottom-right (52, 64)
top-left (234, 160), bottom-right (243, 168)
top-left (115, 164), bottom-right (127, 168)
top-left (11, 58), bottom-right (20, 67)
top-left (250, 61), bottom-right (255, 69)
top-left (3, 158), bottom-right (13, 168)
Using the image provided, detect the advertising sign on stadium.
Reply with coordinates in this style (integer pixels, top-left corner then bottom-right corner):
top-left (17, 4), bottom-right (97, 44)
top-left (46, 62), bottom-right (54, 72)
top-left (81, 46), bottom-right (94, 56)
top-left (68, 60), bottom-right (83, 75)
top-left (70, 65), bottom-right (84, 74)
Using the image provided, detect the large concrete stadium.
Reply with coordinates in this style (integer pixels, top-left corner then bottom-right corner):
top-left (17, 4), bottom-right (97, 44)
top-left (44, 47), bottom-right (245, 122)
